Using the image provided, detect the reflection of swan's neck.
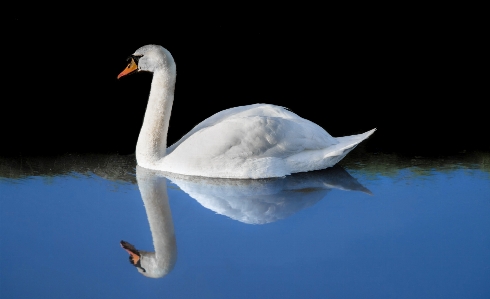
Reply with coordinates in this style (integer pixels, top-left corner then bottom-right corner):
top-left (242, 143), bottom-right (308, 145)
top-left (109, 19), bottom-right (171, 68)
top-left (136, 68), bottom-right (175, 168)
top-left (136, 168), bottom-right (177, 278)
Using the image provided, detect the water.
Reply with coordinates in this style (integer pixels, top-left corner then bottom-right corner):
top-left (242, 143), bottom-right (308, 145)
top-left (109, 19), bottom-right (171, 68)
top-left (1, 153), bottom-right (489, 299)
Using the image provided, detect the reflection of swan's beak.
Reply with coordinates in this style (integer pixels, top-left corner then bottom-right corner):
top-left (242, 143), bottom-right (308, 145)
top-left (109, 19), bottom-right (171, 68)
top-left (117, 58), bottom-right (138, 79)
top-left (120, 240), bottom-right (146, 273)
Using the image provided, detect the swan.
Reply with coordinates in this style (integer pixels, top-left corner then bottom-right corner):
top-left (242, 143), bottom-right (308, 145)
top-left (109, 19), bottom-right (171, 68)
top-left (118, 44), bottom-right (376, 179)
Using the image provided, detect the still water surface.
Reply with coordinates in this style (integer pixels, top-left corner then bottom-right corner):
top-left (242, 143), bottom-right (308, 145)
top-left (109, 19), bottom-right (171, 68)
top-left (1, 153), bottom-right (489, 298)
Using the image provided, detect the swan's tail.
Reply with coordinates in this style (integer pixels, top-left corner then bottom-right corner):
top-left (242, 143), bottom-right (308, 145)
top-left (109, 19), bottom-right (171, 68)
top-left (333, 128), bottom-right (377, 153)
top-left (285, 128), bottom-right (376, 173)
top-left (323, 128), bottom-right (376, 160)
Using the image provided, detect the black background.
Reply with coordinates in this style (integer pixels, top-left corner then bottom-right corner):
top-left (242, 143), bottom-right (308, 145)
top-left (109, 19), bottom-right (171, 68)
top-left (3, 8), bottom-right (486, 157)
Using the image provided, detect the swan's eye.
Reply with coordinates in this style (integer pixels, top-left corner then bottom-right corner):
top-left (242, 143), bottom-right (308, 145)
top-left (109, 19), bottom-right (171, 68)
top-left (131, 55), bottom-right (143, 65)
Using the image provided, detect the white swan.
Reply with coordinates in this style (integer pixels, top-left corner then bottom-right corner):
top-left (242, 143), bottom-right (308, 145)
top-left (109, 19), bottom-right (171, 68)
top-left (118, 45), bottom-right (375, 179)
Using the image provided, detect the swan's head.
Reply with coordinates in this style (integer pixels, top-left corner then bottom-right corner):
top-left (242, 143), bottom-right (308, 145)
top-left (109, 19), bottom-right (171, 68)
top-left (118, 45), bottom-right (175, 79)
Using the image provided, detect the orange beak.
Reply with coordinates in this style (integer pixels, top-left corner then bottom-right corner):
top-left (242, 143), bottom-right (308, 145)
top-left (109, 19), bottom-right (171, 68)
top-left (124, 248), bottom-right (141, 265)
top-left (120, 240), bottom-right (145, 272)
top-left (117, 58), bottom-right (138, 79)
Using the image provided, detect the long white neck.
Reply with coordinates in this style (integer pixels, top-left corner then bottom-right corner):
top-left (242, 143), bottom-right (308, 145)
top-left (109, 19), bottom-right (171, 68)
top-left (136, 68), bottom-right (176, 168)
top-left (136, 166), bottom-right (177, 278)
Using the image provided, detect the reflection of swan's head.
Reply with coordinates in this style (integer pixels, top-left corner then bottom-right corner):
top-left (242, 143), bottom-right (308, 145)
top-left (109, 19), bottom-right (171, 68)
top-left (121, 240), bottom-right (176, 279)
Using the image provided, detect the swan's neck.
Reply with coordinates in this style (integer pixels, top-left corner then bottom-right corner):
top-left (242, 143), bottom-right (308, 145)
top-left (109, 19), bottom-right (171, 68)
top-left (136, 167), bottom-right (177, 278)
top-left (136, 69), bottom-right (175, 168)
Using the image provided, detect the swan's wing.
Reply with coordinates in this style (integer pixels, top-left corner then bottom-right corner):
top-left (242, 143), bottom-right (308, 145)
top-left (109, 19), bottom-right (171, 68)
top-left (166, 104), bottom-right (333, 154)
top-left (203, 116), bottom-right (338, 158)
top-left (162, 103), bottom-right (374, 178)
top-left (162, 113), bottom-right (339, 178)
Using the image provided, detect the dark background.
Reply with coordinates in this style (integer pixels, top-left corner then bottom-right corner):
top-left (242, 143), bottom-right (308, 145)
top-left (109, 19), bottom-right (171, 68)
top-left (3, 8), bottom-right (486, 157)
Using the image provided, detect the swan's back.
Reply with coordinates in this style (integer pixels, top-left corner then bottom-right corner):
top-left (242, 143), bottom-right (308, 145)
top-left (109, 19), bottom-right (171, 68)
top-left (160, 104), bottom-right (373, 179)
top-left (167, 104), bottom-right (338, 154)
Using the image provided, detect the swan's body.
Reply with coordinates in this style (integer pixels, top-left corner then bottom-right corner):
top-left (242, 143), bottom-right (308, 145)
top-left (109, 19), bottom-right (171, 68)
top-left (118, 45), bottom-right (375, 179)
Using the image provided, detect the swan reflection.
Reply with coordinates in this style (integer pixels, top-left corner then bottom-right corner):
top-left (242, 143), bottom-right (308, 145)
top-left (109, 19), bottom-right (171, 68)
top-left (165, 165), bottom-right (371, 224)
top-left (121, 166), bottom-right (177, 278)
top-left (122, 165), bottom-right (370, 278)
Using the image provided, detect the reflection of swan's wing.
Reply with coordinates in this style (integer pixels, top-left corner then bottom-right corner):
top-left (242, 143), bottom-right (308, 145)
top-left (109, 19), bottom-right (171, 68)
top-left (173, 180), bottom-right (330, 224)
top-left (165, 166), bottom-right (370, 224)
top-left (286, 166), bottom-right (372, 195)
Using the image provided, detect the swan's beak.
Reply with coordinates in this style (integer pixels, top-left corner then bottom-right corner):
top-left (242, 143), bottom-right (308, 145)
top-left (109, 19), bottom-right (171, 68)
top-left (120, 240), bottom-right (146, 272)
top-left (117, 58), bottom-right (138, 79)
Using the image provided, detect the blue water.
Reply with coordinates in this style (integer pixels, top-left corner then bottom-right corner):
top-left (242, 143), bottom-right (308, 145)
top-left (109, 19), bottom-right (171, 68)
top-left (1, 154), bottom-right (489, 298)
